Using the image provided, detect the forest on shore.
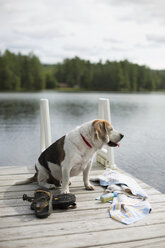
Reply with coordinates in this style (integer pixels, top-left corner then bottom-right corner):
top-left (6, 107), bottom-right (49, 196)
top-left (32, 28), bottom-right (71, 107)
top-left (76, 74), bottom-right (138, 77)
top-left (0, 50), bottom-right (165, 92)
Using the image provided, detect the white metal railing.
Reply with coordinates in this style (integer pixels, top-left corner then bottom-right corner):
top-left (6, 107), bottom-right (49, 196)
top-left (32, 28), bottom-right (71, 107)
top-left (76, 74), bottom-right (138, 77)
top-left (40, 99), bottom-right (52, 152)
top-left (96, 98), bottom-right (116, 169)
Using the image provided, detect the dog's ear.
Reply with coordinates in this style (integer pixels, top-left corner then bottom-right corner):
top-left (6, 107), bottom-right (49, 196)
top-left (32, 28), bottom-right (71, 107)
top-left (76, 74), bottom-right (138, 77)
top-left (92, 120), bottom-right (101, 141)
top-left (102, 120), bottom-right (111, 143)
top-left (92, 120), bottom-right (110, 142)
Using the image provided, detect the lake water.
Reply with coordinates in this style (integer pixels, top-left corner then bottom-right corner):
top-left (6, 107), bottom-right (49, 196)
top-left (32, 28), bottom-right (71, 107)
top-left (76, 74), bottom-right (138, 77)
top-left (0, 91), bottom-right (165, 193)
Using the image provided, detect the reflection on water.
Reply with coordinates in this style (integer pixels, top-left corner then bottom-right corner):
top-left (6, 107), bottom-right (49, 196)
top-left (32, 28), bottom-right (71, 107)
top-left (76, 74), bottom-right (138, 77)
top-left (0, 91), bottom-right (165, 193)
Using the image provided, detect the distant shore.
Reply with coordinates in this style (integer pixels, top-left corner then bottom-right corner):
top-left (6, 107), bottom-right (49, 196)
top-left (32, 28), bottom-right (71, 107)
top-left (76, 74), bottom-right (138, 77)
top-left (0, 87), bottom-right (165, 94)
top-left (54, 87), bottom-right (165, 93)
top-left (1, 51), bottom-right (165, 92)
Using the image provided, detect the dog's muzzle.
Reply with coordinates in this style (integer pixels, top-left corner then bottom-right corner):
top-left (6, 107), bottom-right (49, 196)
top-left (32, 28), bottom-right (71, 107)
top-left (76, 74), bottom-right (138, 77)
top-left (107, 133), bottom-right (124, 147)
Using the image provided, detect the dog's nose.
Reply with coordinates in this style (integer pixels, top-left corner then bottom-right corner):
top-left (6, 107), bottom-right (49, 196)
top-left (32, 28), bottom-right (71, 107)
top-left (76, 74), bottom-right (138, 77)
top-left (120, 133), bottom-right (124, 139)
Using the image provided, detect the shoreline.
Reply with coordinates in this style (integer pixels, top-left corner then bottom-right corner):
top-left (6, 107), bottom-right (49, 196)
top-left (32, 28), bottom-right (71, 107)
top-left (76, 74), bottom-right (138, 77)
top-left (0, 87), bottom-right (165, 94)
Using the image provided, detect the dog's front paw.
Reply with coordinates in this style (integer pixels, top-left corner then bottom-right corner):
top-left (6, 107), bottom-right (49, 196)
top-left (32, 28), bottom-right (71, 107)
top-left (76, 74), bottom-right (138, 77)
top-left (48, 184), bottom-right (56, 190)
top-left (61, 188), bottom-right (70, 194)
top-left (85, 183), bottom-right (95, 191)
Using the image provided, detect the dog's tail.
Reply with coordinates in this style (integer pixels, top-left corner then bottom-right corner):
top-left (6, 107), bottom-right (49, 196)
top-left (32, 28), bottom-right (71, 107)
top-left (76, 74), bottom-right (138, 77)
top-left (14, 165), bottom-right (38, 185)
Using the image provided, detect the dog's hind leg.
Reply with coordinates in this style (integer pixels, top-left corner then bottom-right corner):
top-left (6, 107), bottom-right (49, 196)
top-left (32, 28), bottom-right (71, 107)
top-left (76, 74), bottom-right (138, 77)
top-left (37, 169), bottom-right (56, 189)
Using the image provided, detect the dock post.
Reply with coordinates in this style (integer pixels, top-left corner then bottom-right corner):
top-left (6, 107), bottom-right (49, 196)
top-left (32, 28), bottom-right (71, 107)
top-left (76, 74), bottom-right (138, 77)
top-left (97, 98), bottom-right (117, 169)
top-left (40, 99), bottom-right (52, 152)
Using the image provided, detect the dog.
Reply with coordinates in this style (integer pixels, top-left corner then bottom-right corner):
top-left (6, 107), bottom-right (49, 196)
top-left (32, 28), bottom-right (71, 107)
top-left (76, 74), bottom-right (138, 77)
top-left (16, 119), bottom-right (124, 193)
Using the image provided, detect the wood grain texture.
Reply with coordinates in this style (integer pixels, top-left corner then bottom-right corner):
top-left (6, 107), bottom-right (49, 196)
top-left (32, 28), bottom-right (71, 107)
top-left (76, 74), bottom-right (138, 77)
top-left (0, 164), bottom-right (165, 248)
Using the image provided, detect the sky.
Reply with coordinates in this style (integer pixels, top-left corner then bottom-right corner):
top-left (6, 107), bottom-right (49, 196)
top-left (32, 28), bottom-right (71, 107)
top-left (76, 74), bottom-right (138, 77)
top-left (0, 0), bottom-right (165, 69)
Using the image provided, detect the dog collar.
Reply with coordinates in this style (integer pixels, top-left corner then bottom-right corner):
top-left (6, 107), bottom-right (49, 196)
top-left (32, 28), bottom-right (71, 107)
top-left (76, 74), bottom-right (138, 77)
top-left (80, 134), bottom-right (92, 149)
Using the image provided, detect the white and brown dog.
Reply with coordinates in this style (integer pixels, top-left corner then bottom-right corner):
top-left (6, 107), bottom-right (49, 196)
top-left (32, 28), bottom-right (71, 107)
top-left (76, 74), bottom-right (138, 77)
top-left (17, 120), bottom-right (124, 193)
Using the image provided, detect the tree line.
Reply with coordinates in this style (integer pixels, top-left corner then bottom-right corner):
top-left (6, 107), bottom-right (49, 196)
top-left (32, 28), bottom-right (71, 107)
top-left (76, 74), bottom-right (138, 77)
top-left (0, 50), bottom-right (165, 91)
top-left (0, 50), bottom-right (56, 91)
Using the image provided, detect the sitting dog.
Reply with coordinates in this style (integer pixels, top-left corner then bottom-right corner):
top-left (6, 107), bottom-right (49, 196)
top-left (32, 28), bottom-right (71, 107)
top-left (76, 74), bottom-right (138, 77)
top-left (16, 119), bottom-right (124, 193)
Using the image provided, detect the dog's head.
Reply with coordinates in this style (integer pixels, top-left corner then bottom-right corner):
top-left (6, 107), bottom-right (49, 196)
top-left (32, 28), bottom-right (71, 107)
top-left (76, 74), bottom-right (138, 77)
top-left (92, 119), bottom-right (124, 148)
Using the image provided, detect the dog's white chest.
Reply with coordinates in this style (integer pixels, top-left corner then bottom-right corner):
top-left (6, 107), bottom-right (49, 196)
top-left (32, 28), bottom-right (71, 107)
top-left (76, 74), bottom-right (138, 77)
top-left (70, 156), bottom-right (90, 177)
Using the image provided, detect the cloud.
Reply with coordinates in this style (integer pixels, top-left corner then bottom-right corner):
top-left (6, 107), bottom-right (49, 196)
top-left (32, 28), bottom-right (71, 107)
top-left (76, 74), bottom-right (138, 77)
top-left (103, 0), bottom-right (165, 25)
top-left (63, 44), bottom-right (90, 53)
top-left (103, 38), bottom-right (124, 44)
top-left (146, 34), bottom-right (165, 44)
top-left (0, 0), bottom-right (165, 69)
top-left (13, 26), bottom-right (67, 40)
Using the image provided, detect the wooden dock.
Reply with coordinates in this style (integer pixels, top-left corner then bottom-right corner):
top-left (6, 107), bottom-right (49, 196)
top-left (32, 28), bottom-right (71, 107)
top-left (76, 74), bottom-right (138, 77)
top-left (0, 164), bottom-right (165, 248)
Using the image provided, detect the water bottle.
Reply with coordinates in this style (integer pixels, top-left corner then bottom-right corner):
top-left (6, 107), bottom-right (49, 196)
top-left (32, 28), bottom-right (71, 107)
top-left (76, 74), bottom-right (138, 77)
top-left (100, 192), bottom-right (117, 203)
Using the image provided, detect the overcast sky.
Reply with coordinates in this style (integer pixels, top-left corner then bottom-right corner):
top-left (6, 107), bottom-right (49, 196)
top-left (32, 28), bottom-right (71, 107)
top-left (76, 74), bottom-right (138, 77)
top-left (0, 0), bottom-right (165, 69)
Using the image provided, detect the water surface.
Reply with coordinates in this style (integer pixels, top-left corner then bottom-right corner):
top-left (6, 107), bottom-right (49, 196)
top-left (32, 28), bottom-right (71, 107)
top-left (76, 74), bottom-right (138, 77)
top-left (0, 91), bottom-right (165, 193)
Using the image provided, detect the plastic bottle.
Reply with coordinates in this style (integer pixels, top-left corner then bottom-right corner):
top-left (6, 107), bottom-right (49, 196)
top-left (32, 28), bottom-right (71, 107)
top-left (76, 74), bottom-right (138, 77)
top-left (100, 192), bottom-right (117, 203)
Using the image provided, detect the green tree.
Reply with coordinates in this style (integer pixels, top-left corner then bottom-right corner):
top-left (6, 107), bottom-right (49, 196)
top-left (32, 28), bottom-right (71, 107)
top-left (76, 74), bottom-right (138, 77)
top-left (45, 74), bottom-right (57, 89)
top-left (0, 50), bottom-right (165, 92)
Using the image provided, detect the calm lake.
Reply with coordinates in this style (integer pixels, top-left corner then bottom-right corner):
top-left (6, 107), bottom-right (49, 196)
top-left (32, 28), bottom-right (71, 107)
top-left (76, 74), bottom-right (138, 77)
top-left (0, 91), bottom-right (165, 193)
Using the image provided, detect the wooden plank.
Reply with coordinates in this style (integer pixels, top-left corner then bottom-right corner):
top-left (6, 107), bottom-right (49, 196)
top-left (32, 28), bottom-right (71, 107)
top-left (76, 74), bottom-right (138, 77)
top-left (0, 165), bottom-right (157, 198)
top-left (0, 174), bottom-right (34, 181)
top-left (0, 190), bottom-right (164, 205)
top-left (0, 201), bottom-right (163, 227)
top-left (89, 237), bottom-right (165, 248)
top-left (0, 165), bottom-right (164, 248)
top-left (0, 223), bottom-right (165, 248)
top-left (0, 183), bottom-right (163, 203)
top-left (0, 184), bottom-right (106, 193)
top-left (0, 166), bottom-right (34, 175)
top-left (0, 185), bottom-right (164, 207)
top-left (0, 211), bottom-right (164, 242)
top-left (0, 187), bottom-right (103, 200)
top-left (0, 165), bottom-right (148, 186)
top-left (0, 178), bottom-right (153, 192)
top-left (0, 165), bottom-right (101, 173)
top-left (0, 176), bottom-right (152, 191)
top-left (0, 198), bottom-right (164, 218)
top-left (0, 164), bottom-right (156, 191)
top-left (0, 190), bottom-right (164, 208)
top-left (0, 165), bottom-right (98, 175)
top-left (0, 198), bottom-right (112, 218)
top-left (0, 208), bottom-right (107, 229)
top-left (0, 165), bottom-right (153, 186)
top-left (0, 184), bottom-right (161, 198)
top-left (0, 205), bottom-right (164, 231)
top-left (0, 199), bottom-right (118, 217)
top-left (0, 166), bottom-right (159, 197)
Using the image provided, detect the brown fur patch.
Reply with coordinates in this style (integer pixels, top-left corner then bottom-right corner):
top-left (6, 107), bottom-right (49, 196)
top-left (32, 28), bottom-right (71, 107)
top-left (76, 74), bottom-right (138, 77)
top-left (92, 119), bottom-right (111, 128)
top-left (92, 119), bottom-right (112, 141)
top-left (38, 136), bottom-right (65, 171)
